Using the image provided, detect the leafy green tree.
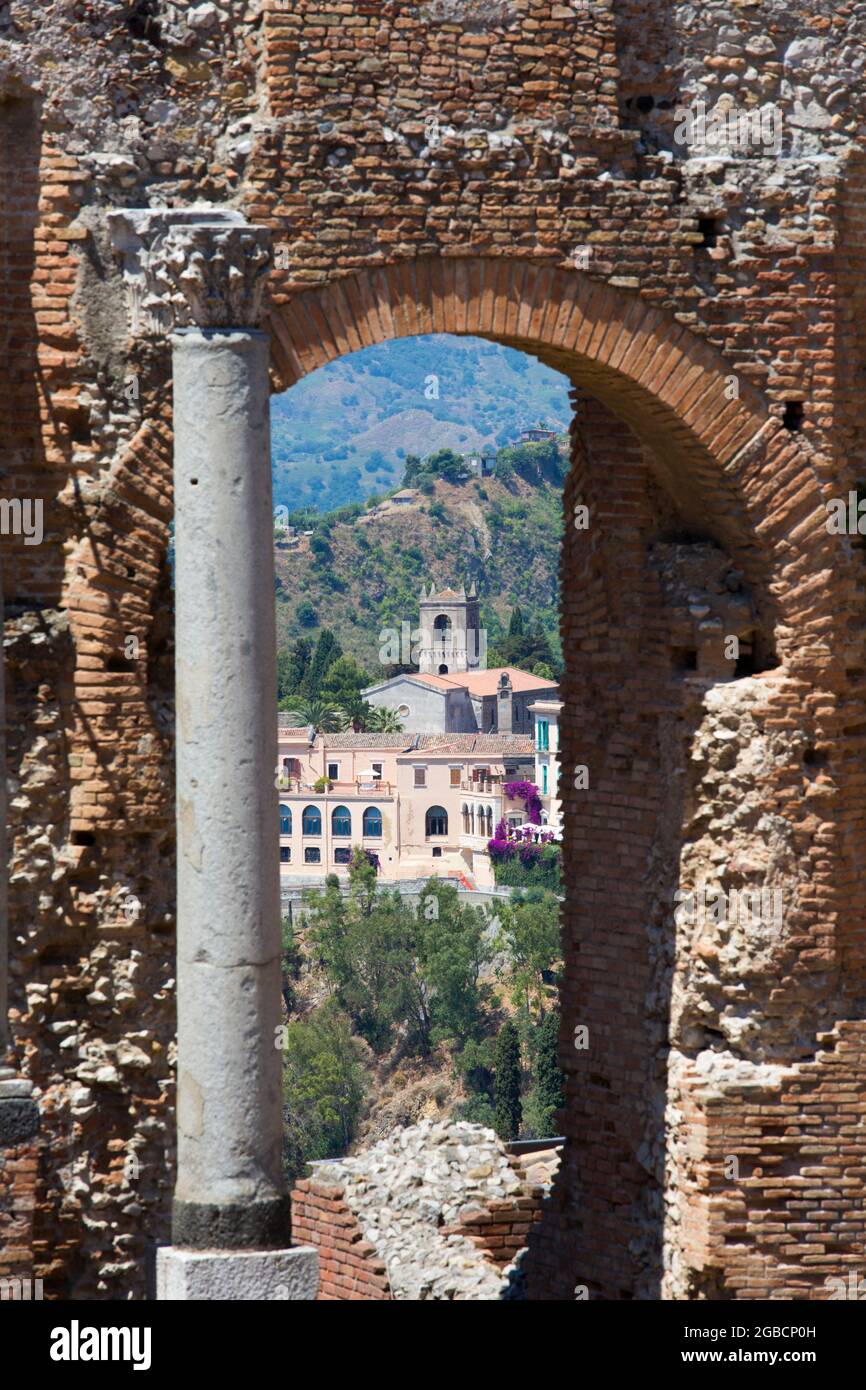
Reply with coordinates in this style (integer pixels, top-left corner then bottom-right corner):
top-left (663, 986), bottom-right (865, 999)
top-left (415, 879), bottom-right (491, 1045)
top-left (295, 599), bottom-right (318, 629)
top-left (495, 889), bottom-right (561, 1018)
top-left (425, 448), bottom-right (471, 485)
top-left (490, 621), bottom-right (557, 675)
top-left (306, 852), bottom-right (419, 1052)
top-left (277, 637), bottom-right (312, 703)
top-left (282, 999), bottom-right (367, 1183)
top-left (523, 1011), bottom-right (564, 1138)
top-left (281, 913), bottom-right (302, 1014)
top-left (455, 1036), bottom-right (496, 1125)
top-left (319, 656), bottom-right (370, 711)
top-left (532, 661), bottom-right (555, 680)
top-left (401, 453), bottom-right (424, 486)
top-left (493, 1020), bottom-right (522, 1141)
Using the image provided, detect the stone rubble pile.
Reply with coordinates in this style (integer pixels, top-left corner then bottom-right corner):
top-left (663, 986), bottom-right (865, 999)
top-left (314, 1119), bottom-right (525, 1300)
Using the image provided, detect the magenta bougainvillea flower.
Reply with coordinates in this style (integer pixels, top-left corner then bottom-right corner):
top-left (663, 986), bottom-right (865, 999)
top-left (502, 779), bottom-right (543, 824)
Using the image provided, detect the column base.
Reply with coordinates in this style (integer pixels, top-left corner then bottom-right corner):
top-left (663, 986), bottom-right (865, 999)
top-left (157, 1245), bottom-right (319, 1301)
top-left (172, 1195), bottom-right (292, 1249)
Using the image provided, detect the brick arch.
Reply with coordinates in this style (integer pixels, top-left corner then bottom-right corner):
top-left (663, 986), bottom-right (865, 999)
top-left (266, 256), bottom-right (850, 664)
top-left (269, 257), bottom-right (865, 1300)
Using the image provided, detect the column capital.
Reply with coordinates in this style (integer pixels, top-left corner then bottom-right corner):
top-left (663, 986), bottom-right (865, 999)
top-left (108, 206), bottom-right (271, 336)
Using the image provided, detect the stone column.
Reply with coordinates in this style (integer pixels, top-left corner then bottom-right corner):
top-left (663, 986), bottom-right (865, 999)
top-left (109, 208), bottom-right (317, 1301)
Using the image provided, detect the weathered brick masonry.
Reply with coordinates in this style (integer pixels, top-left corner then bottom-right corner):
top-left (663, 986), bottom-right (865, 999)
top-left (1, 0), bottom-right (866, 1298)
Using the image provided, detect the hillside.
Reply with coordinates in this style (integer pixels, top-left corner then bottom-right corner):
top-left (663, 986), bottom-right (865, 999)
top-left (270, 333), bottom-right (571, 515)
top-left (274, 462), bottom-right (565, 674)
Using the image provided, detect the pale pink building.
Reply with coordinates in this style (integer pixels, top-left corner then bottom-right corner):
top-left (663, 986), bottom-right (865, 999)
top-left (275, 722), bottom-right (538, 888)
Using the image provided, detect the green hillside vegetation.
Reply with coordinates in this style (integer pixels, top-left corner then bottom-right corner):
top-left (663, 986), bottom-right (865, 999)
top-left (281, 851), bottom-right (564, 1178)
top-left (274, 438), bottom-right (567, 685)
top-left (270, 333), bottom-right (571, 514)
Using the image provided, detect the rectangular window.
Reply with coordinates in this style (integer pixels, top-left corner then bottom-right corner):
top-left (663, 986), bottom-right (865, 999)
top-left (304, 846), bottom-right (321, 864)
top-left (542, 763), bottom-right (549, 795)
top-left (280, 846), bottom-right (290, 863)
top-left (371, 762), bottom-right (383, 779)
top-left (432, 846), bottom-right (442, 858)
top-left (537, 719), bottom-right (549, 751)
top-left (450, 767), bottom-right (461, 786)
top-left (414, 767), bottom-right (426, 788)
top-left (334, 847), bottom-right (351, 865)
top-left (327, 762), bottom-right (340, 781)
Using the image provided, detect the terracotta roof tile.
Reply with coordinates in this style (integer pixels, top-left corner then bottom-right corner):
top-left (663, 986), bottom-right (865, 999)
top-left (321, 733), bottom-right (417, 749)
top-left (410, 733), bottom-right (534, 754)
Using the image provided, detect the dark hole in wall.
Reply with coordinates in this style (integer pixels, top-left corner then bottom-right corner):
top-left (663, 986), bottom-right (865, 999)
top-left (71, 830), bottom-right (96, 847)
top-left (733, 648), bottom-right (757, 677)
top-left (126, 0), bottom-right (161, 45)
top-left (697, 216), bottom-right (719, 248)
top-left (68, 410), bottom-right (91, 445)
top-left (803, 746), bottom-right (828, 766)
top-left (783, 400), bottom-right (804, 432)
top-left (672, 646), bottom-right (697, 671)
top-left (736, 637), bottom-right (779, 677)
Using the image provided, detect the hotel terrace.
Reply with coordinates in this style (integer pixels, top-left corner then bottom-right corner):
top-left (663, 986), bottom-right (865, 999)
top-left (276, 704), bottom-right (562, 890)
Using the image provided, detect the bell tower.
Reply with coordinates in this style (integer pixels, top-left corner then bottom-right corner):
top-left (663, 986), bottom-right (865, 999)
top-left (418, 581), bottom-right (482, 675)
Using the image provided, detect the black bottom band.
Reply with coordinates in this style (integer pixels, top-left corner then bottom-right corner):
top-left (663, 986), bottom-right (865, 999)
top-left (172, 1195), bottom-right (293, 1250)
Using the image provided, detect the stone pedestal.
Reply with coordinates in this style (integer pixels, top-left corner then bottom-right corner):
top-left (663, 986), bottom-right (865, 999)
top-left (157, 1245), bottom-right (318, 1302)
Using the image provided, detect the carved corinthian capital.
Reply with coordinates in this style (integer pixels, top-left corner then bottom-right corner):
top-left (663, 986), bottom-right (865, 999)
top-left (108, 206), bottom-right (272, 336)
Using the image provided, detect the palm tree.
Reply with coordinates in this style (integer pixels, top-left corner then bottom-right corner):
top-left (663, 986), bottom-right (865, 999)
top-left (284, 697), bottom-right (341, 733)
top-left (366, 705), bottom-right (405, 734)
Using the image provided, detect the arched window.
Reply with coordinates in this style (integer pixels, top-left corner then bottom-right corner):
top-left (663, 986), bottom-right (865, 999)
top-left (426, 805), bottom-right (448, 837)
top-left (302, 805), bottom-right (321, 836)
top-left (433, 613), bottom-right (452, 638)
top-left (279, 804), bottom-right (292, 836)
top-left (331, 805), bottom-right (351, 837)
top-left (362, 806), bottom-right (383, 838)
top-left (485, 807), bottom-right (493, 836)
top-left (462, 803), bottom-right (470, 833)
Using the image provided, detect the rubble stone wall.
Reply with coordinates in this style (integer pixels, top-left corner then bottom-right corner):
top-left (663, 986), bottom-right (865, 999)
top-left (0, 0), bottom-right (865, 1298)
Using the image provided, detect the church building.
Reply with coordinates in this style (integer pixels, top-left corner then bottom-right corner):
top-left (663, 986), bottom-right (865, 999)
top-left (363, 582), bottom-right (559, 735)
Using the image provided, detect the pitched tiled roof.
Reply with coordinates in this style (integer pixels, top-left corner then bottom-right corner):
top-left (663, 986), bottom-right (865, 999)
top-left (277, 721), bottom-right (313, 737)
top-left (410, 733), bottom-right (534, 754)
top-left (321, 733), bottom-right (417, 749)
top-left (364, 667), bottom-right (559, 697)
top-left (457, 667), bottom-right (559, 696)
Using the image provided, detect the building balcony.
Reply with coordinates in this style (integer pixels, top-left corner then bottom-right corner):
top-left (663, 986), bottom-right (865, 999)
top-left (459, 831), bottom-right (493, 851)
top-left (276, 782), bottom-right (396, 798)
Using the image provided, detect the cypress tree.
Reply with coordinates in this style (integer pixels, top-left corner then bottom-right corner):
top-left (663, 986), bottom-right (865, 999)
top-left (493, 1020), bottom-right (522, 1141)
top-left (532, 1012), bottom-right (564, 1136)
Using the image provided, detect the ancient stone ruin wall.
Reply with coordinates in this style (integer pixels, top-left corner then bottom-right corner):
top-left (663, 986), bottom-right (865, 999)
top-left (291, 1119), bottom-right (548, 1300)
top-left (0, 0), bottom-right (865, 1298)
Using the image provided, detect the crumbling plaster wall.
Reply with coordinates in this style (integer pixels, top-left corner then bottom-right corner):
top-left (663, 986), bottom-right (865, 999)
top-left (0, 0), bottom-right (864, 1298)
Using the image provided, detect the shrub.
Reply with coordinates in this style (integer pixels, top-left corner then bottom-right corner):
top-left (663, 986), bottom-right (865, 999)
top-left (492, 843), bottom-right (561, 890)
